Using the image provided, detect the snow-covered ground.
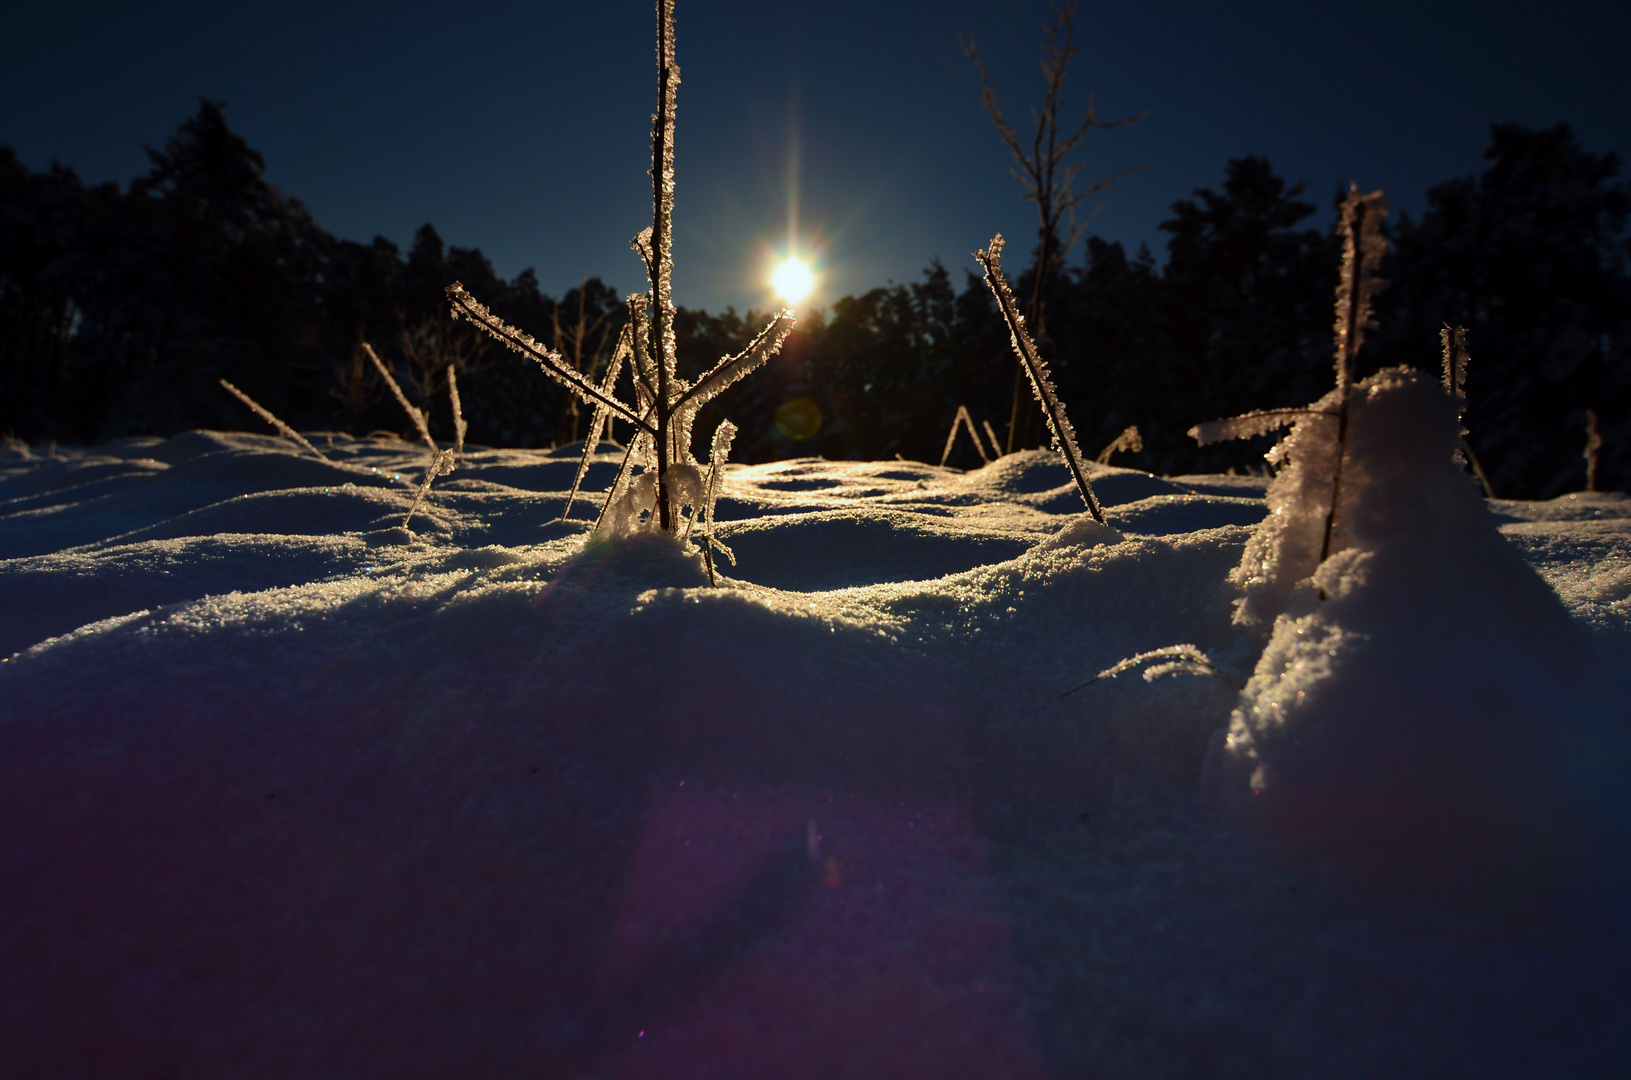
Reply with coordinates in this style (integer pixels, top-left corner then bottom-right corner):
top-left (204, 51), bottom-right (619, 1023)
top-left (2, 429), bottom-right (1628, 1078)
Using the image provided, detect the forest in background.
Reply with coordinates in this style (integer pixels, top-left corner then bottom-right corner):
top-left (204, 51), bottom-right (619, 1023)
top-left (2, 102), bottom-right (1627, 498)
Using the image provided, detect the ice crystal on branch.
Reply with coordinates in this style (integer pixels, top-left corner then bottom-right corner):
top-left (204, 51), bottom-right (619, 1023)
top-left (446, 0), bottom-right (791, 555)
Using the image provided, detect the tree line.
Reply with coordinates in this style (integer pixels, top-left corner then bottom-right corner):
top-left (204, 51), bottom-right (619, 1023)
top-left (3, 102), bottom-right (1626, 497)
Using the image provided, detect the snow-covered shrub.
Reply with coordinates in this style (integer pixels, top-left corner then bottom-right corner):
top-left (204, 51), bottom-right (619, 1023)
top-left (1208, 366), bottom-right (1629, 903)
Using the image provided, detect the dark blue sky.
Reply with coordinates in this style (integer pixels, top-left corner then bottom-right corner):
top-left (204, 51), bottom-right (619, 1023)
top-left (4, 1), bottom-right (1628, 313)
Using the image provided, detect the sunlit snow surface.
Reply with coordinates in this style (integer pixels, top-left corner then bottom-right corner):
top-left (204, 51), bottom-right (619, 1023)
top-left (1, 432), bottom-right (1628, 1078)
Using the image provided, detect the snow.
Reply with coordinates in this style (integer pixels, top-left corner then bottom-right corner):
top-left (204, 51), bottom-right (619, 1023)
top-left (1213, 369), bottom-right (1631, 906)
top-left (2, 428), bottom-right (1629, 1077)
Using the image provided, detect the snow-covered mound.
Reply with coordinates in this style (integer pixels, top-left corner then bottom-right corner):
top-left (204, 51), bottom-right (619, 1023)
top-left (1210, 369), bottom-right (1631, 905)
top-left (2, 431), bottom-right (1628, 1078)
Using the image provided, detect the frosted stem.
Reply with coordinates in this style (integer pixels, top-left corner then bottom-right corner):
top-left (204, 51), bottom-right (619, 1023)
top-left (219, 379), bottom-right (329, 462)
top-left (404, 449), bottom-right (453, 529)
top-left (650, 0), bottom-right (680, 533)
top-left (563, 323), bottom-right (631, 521)
top-left (447, 283), bottom-right (649, 431)
top-left (940, 405), bottom-right (990, 467)
top-left (362, 342), bottom-right (436, 454)
top-left (447, 364), bottom-right (467, 464)
top-left (702, 419), bottom-right (738, 586)
top-left (975, 234), bottom-right (1105, 523)
top-left (1320, 188), bottom-right (1388, 567)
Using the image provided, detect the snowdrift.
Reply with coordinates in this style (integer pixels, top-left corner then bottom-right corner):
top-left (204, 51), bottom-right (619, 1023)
top-left (2, 430), bottom-right (1628, 1078)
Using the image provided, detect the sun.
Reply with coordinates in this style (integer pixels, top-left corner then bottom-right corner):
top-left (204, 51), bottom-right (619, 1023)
top-left (770, 256), bottom-right (815, 305)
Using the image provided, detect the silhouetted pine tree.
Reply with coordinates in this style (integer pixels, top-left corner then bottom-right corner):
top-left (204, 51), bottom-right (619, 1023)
top-left (1372, 123), bottom-right (1631, 496)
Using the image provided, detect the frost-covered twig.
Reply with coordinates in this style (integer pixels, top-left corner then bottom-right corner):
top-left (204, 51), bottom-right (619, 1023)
top-left (672, 310), bottom-right (796, 413)
top-left (1585, 409), bottom-right (1602, 493)
top-left (562, 323), bottom-right (632, 522)
top-left (963, 4), bottom-right (1146, 454)
top-left (940, 405), bottom-right (991, 467)
top-left (701, 419), bottom-right (738, 586)
top-left (361, 341), bottom-right (462, 518)
top-left (1440, 324), bottom-right (1494, 497)
top-left (982, 419), bottom-right (1003, 458)
top-left (593, 400), bottom-right (658, 534)
top-left (1188, 408), bottom-right (1336, 447)
top-left (447, 283), bottom-right (649, 432)
top-left (1320, 187), bottom-right (1388, 566)
top-left (976, 234), bottom-right (1105, 523)
top-left (647, 0), bottom-right (681, 532)
top-left (403, 448), bottom-right (454, 529)
top-left (1060, 644), bottom-right (1236, 698)
top-left (1095, 424), bottom-right (1142, 464)
top-left (447, 363), bottom-right (467, 464)
top-left (445, 1), bottom-right (787, 542)
top-left (362, 342), bottom-right (436, 454)
top-left (219, 378), bottom-right (329, 462)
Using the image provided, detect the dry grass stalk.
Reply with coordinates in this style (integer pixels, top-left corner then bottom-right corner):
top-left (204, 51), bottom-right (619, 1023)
top-left (1061, 644), bottom-right (1235, 697)
top-left (362, 342), bottom-right (436, 455)
top-left (360, 340), bottom-right (462, 527)
top-left (940, 405), bottom-right (992, 467)
top-left (1439, 324), bottom-right (1494, 497)
top-left (1319, 186), bottom-right (1389, 565)
top-left (1585, 409), bottom-right (1602, 492)
top-left (219, 378), bottom-right (329, 462)
top-left (975, 234), bottom-right (1106, 523)
top-left (446, 363), bottom-right (467, 464)
top-left (562, 322), bottom-right (633, 521)
top-left (1096, 424), bottom-right (1142, 464)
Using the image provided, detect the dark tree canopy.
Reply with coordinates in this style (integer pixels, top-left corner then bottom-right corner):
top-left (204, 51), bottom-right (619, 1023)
top-left (1371, 122), bottom-right (1631, 496)
top-left (2, 107), bottom-right (1626, 496)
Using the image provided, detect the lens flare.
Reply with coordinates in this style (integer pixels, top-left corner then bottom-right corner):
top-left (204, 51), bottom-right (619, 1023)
top-left (770, 257), bottom-right (815, 305)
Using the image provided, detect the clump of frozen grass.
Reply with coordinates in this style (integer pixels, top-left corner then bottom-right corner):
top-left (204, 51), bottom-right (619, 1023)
top-left (939, 404), bottom-right (994, 467)
top-left (1183, 247), bottom-right (1631, 901)
top-left (219, 378), bottom-right (330, 462)
top-left (450, 0), bottom-right (792, 560)
top-left (975, 234), bottom-right (1105, 523)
